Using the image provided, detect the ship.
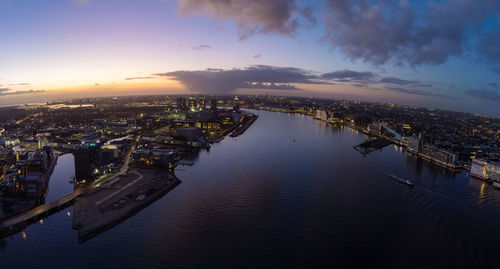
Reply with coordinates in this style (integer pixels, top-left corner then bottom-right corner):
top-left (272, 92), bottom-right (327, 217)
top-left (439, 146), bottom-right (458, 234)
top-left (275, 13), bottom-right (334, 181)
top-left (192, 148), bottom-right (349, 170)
top-left (387, 173), bottom-right (415, 187)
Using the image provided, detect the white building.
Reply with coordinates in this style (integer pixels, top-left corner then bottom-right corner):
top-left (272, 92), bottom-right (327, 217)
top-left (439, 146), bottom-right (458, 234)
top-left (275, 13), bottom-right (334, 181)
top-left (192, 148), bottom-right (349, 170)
top-left (471, 159), bottom-right (500, 181)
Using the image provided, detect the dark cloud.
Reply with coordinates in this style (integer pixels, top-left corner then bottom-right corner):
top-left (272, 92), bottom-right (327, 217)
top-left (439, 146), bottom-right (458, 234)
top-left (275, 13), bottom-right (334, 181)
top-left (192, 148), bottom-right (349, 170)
top-left (465, 89), bottom-right (500, 102)
top-left (253, 54), bottom-right (262, 58)
top-left (177, 0), bottom-right (314, 38)
top-left (174, 0), bottom-right (500, 73)
top-left (380, 77), bottom-right (415, 86)
top-left (321, 70), bottom-right (375, 82)
top-left (8, 83), bottom-right (31, 86)
top-left (384, 86), bottom-right (455, 99)
top-left (323, 0), bottom-right (500, 66)
top-left (488, 82), bottom-right (498, 88)
top-left (125, 76), bottom-right (154, 80)
top-left (477, 29), bottom-right (500, 73)
top-left (155, 65), bottom-right (320, 93)
top-left (0, 89), bottom-right (44, 96)
top-left (156, 65), bottom-right (453, 98)
top-left (380, 77), bottom-right (432, 88)
top-left (322, 69), bottom-right (450, 98)
top-left (245, 82), bottom-right (300, 90)
top-left (192, 44), bottom-right (211, 50)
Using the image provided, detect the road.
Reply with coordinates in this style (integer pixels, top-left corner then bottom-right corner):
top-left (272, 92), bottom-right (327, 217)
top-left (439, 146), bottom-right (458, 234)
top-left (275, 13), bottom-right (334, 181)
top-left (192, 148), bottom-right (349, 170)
top-left (92, 135), bottom-right (140, 188)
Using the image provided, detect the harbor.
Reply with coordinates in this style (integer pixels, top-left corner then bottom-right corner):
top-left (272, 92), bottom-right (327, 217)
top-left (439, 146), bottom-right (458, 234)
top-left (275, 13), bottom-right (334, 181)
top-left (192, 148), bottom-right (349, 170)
top-left (2, 109), bottom-right (500, 268)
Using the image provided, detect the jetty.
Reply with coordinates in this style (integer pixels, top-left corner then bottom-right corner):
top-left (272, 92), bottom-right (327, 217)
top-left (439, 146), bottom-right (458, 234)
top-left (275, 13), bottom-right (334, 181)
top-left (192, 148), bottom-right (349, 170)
top-left (353, 138), bottom-right (392, 154)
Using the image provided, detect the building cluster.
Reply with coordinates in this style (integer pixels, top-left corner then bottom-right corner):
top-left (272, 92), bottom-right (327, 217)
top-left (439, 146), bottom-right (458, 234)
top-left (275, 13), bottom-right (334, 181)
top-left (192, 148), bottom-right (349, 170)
top-left (0, 93), bottom-right (496, 196)
top-left (471, 159), bottom-right (500, 184)
top-left (73, 139), bottom-right (123, 182)
top-left (0, 95), bottom-right (252, 194)
top-left (130, 96), bottom-right (246, 169)
top-left (0, 145), bottom-right (55, 198)
top-left (236, 95), bottom-right (498, 164)
top-left (403, 132), bottom-right (460, 169)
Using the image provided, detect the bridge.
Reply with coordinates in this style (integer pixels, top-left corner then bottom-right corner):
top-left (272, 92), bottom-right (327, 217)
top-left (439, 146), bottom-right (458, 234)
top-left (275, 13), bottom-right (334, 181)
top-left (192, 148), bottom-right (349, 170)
top-left (0, 188), bottom-right (86, 236)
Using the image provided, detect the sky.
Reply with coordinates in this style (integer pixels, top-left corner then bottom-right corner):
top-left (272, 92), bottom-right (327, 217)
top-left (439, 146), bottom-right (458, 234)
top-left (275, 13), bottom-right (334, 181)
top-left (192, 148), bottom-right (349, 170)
top-left (0, 0), bottom-right (499, 115)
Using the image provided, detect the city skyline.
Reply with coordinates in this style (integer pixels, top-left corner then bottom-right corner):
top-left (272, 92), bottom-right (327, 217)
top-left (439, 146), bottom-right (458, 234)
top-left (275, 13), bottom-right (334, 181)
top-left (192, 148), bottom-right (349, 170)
top-left (2, 2), bottom-right (500, 267)
top-left (1, 0), bottom-right (500, 115)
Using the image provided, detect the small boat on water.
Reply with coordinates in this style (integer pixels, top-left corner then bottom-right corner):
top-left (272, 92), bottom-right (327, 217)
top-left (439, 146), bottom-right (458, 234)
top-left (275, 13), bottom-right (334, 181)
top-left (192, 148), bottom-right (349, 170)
top-left (387, 173), bottom-right (415, 187)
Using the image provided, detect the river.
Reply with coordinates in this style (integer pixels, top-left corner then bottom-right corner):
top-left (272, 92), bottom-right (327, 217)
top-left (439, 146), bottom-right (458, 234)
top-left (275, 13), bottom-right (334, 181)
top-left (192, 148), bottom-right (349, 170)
top-left (1, 110), bottom-right (500, 268)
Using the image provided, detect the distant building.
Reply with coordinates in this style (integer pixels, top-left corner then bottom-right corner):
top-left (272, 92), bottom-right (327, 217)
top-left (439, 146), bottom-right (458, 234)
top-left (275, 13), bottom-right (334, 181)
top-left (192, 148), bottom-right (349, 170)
top-left (26, 150), bottom-right (48, 176)
top-left (132, 149), bottom-right (176, 168)
top-left (233, 96), bottom-right (240, 112)
top-left (368, 122), bottom-right (382, 136)
top-left (407, 133), bottom-right (424, 154)
top-left (314, 110), bottom-right (328, 121)
top-left (20, 172), bottom-right (43, 197)
top-left (471, 159), bottom-right (500, 181)
top-left (210, 99), bottom-right (218, 112)
top-left (419, 144), bottom-right (458, 167)
top-left (74, 147), bottom-right (93, 181)
top-left (0, 138), bottom-right (20, 147)
top-left (176, 127), bottom-right (202, 142)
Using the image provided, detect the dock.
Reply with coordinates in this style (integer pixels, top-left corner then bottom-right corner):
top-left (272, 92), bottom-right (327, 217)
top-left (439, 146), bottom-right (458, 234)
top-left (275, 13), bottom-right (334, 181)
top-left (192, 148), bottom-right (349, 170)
top-left (72, 169), bottom-right (180, 242)
top-left (353, 138), bottom-right (392, 154)
top-left (230, 114), bottom-right (258, 137)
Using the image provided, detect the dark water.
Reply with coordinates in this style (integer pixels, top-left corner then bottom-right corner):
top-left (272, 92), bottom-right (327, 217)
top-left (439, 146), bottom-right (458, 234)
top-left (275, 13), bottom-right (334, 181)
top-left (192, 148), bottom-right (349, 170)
top-left (2, 110), bottom-right (500, 268)
top-left (45, 154), bottom-right (75, 203)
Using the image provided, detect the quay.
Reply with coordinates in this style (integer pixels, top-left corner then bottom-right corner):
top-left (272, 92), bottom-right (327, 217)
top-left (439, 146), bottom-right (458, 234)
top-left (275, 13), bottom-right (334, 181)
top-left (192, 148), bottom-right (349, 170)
top-left (72, 169), bottom-right (180, 242)
top-left (353, 138), bottom-right (392, 155)
top-left (230, 113), bottom-right (258, 137)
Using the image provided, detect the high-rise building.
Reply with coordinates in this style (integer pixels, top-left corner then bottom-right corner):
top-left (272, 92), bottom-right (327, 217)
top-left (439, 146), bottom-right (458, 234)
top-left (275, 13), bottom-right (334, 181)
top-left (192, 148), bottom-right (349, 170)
top-left (74, 147), bottom-right (93, 181)
top-left (211, 99), bottom-right (218, 112)
top-left (233, 96), bottom-right (240, 112)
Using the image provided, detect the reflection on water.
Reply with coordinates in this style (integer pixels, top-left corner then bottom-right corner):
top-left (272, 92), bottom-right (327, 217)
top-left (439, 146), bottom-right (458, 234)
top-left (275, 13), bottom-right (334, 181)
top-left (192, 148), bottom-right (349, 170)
top-left (1, 110), bottom-right (500, 268)
top-left (46, 154), bottom-right (75, 202)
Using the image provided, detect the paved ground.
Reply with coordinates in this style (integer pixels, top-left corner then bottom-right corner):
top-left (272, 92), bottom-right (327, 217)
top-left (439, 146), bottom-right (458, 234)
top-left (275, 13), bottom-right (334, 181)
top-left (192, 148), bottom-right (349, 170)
top-left (72, 168), bottom-right (179, 241)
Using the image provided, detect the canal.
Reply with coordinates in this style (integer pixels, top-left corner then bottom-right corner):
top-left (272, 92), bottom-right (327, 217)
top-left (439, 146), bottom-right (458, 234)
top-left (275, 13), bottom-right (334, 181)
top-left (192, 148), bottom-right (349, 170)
top-left (45, 154), bottom-right (75, 203)
top-left (1, 110), bottom-right (500, 268)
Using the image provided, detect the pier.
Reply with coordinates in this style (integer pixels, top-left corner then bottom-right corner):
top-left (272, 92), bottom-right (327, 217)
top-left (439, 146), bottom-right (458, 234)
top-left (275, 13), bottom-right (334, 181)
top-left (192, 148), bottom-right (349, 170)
top-left (73, 169), bottom-right (180, 242)
top-left (230, 114), bottom-right (258, 137)
top-left (353, 138), bottom-right (392, 154)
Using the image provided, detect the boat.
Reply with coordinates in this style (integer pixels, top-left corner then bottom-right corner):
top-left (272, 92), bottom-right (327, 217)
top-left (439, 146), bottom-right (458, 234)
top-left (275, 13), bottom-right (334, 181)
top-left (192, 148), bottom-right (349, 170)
top-left (387, 173), bottom-right (415, 187)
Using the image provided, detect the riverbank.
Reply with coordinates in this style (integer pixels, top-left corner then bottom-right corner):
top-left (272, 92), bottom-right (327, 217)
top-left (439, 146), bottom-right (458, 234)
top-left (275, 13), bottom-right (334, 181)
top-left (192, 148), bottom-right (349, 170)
top-left (2, 109), bottom-right (500, 268)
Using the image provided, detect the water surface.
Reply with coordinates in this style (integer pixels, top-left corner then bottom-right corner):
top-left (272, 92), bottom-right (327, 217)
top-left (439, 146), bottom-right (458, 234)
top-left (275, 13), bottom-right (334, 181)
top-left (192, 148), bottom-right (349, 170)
top-left (1, 110), bottom-right (500, 268)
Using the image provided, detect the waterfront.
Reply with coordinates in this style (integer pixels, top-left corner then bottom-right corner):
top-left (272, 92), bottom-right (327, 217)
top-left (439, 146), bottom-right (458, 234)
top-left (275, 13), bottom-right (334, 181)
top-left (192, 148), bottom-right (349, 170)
top-left (1, 110), bottom-right (500, 268)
